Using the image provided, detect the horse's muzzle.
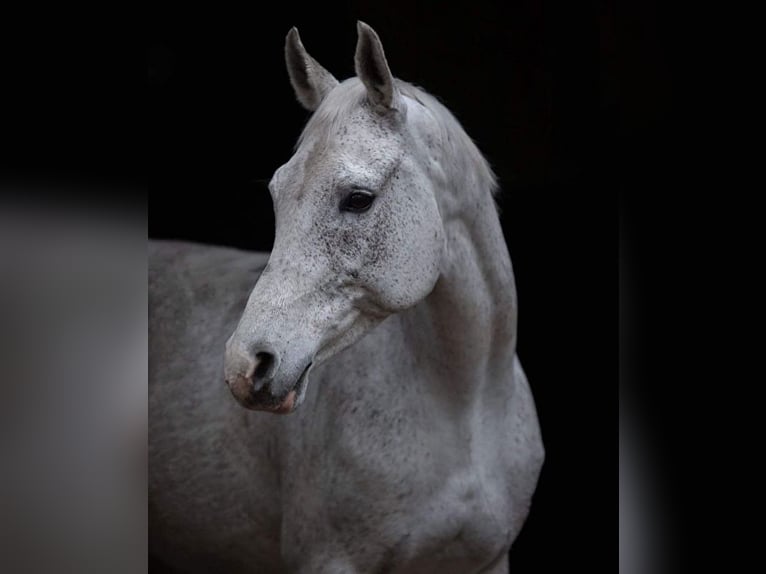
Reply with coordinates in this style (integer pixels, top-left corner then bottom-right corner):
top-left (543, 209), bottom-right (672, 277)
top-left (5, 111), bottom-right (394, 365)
top-left (227, 373), bottom-right (297, 413)
top-left (224, 348), bottom-right (311, 414)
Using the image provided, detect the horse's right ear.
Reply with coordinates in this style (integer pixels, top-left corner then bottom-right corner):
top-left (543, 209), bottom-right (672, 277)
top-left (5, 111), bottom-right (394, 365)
top-left (285, 27), bottom-right (339, 111)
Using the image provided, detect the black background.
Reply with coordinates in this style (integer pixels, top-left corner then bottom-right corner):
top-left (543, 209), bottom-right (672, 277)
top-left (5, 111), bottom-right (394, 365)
top-left (148, 1), bottom-right (616, 571)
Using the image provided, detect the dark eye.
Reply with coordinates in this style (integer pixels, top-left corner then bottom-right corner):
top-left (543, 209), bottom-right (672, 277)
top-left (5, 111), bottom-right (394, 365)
top-left (340, 190), bottom-right (375, 213)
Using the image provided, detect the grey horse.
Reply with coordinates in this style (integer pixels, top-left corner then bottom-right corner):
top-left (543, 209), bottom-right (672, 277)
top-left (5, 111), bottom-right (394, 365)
top-left (149, 22), bottom-right (544, 573)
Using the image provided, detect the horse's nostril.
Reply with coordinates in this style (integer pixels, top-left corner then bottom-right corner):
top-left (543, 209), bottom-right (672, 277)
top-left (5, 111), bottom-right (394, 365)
top-left (253, 351), bottom-right (275, 380)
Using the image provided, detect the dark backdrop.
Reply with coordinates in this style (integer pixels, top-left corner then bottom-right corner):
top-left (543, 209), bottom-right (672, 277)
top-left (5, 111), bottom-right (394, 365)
top-left (149, 1), bottom-right (615, 571)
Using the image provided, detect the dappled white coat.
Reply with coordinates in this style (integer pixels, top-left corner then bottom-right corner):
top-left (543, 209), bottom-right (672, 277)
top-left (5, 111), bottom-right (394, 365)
top-left (149, 22), bottom-right (544, 574)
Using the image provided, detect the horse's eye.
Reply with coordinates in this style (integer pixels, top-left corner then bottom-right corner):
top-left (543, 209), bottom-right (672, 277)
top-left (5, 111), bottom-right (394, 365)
top-left (340, 190), bottom-right (375, 213)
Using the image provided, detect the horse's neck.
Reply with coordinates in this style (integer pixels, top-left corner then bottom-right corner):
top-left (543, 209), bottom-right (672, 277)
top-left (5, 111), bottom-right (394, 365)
top-left (401, 183), bottom-right (518, 409)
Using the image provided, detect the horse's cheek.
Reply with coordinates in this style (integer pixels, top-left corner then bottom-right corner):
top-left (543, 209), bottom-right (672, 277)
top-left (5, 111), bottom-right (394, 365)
top-left (405, 217), bottom-right (443, 299)
top-left (367, 213), bottom-right (441, 312)
top-left (404, 193), bottom-right (443, 287)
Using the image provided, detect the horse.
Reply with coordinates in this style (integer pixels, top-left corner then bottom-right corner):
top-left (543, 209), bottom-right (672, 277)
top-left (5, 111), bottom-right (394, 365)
top-left (149, 22), bottom-right (544, 573)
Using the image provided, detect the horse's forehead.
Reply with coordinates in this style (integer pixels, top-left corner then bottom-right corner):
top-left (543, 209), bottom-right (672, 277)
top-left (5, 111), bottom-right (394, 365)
top-left (283, 120), bottom-right (404, 190)
top-left (310, 140), bottom-right (401, 179)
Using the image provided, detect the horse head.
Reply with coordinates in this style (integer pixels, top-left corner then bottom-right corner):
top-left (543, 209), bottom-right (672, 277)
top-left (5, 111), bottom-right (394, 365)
top-left (224, 23), bottom-right (448, 413)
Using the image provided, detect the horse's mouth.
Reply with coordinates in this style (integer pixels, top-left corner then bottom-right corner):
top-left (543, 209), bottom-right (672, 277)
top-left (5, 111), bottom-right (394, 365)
top-left (266, 390), bottom-right (297, 414)
top-left (244, 362), bottom-right (312, 414)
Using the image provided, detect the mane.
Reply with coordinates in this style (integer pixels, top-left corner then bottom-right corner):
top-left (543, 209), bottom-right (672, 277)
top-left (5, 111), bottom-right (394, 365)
top-left (297, 78), bottom-right (499, 197)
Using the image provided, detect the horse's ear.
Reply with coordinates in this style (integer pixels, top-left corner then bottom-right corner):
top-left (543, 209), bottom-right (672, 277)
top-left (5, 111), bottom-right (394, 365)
top-left (354, 21), bottom-right (401, 113)
top-left (285, 27), bottom-right (339, 111)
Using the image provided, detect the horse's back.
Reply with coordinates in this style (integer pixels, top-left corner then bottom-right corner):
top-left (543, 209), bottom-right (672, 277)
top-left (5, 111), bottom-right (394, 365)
top-left (149, 240), bottom-right (268, 387)
top-left (149, 239), bottom-right (269, 322)
top-left (149, 240), bottom-right (284, 573)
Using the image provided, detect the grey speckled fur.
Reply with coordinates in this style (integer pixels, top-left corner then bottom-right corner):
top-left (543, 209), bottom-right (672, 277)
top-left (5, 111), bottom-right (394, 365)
top-left (149, 22), bottom-right (544, 574)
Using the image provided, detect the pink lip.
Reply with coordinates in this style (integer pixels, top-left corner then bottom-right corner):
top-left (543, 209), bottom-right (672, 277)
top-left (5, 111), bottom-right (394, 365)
top-left (271, 390), bottom-right (296, 414)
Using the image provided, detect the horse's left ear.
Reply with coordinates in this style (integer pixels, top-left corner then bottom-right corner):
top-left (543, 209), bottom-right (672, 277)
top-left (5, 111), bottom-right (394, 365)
top-left (354, 21), bottom-right (402, 113)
